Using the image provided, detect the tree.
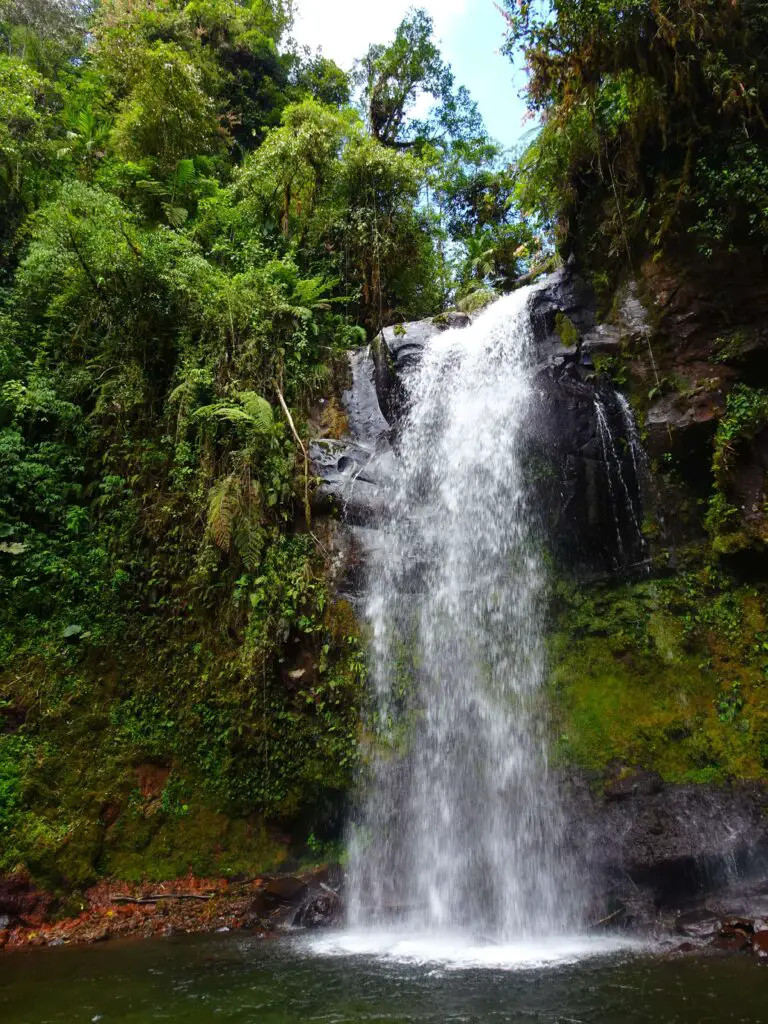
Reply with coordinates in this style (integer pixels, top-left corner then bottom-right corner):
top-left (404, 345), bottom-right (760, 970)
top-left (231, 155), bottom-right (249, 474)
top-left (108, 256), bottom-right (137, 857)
top-left (501, 0), bottom-right (768, 260)
top-left (355, 8), bottom-right (454, 149)
top-left (110, 40), bottom-right (227, 168)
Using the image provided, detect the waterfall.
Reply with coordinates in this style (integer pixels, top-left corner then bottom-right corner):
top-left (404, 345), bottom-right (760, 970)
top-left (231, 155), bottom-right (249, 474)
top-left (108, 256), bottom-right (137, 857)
top-left (346, 287), bottom-right (580, 939)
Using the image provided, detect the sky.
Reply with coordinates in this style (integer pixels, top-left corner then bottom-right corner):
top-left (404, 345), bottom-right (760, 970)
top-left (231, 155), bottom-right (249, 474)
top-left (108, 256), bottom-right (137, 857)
top-left (291, 0), bottom-right (532, 151)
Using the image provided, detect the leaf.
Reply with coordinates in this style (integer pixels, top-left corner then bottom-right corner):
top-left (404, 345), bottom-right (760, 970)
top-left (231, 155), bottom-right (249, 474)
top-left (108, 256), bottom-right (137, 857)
top-left (207, 474), bottom-right (240, 553)
top-left (62, 624), bottom-right (84, 639)
top-left (193, 403), bottom-right (253, 424)
top-left (0, 542), bottom-right (27, 555)
top-left (173, 158), bottom-right (196, 191)
top-left (163, 203), bottom-right (189, 228)
top-left (238, 392), bottom-right (274, 432)
top-left (136, 179), bottom-right (167, 197)
top-left (194, 394), bottom-right (273, 432)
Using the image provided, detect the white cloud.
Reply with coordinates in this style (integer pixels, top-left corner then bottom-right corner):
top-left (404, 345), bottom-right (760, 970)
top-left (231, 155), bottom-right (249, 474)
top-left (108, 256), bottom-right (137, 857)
top-left (291, 0), bottom-right (468, 70)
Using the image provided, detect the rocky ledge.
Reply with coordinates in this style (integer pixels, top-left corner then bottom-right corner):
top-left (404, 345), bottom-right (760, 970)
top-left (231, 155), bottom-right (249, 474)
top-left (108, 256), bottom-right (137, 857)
top-left (311, 264), bottom-right (649, 580)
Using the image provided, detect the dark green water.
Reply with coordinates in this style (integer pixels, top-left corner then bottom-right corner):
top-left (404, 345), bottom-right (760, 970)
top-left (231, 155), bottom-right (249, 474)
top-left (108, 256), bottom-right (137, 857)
top-left (1, 932), bottom-right (765, 1024)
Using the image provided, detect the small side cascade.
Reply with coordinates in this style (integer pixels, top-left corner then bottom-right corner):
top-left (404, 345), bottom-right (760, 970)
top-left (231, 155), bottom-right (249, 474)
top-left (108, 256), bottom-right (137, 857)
top-left (616, 393), bottom-right (647, 480)
top-left (593, 393), bottom-right (648, 571)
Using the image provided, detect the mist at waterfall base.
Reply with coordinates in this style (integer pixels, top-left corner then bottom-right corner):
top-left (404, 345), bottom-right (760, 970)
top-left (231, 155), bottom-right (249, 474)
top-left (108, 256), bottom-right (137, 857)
top-left (317, 288), bottom-right (640, 967)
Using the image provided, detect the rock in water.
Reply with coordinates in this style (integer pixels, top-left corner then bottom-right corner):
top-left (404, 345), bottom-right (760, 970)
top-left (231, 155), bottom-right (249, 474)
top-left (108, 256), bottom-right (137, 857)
top-left (676, 909), bottom-right (722, 939)
top-left (292, 888), bottom-right (342, 929)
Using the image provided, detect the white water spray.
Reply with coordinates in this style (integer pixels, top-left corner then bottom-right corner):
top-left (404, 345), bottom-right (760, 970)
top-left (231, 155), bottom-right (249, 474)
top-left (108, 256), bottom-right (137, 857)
top-left (346, 288), bottom-right (581, 939)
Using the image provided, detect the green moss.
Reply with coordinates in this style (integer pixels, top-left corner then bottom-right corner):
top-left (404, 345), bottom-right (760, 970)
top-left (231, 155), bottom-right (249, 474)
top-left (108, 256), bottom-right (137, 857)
top-left (554, 312), bottom-right (580, 348)
top-left (103, 805), bottom-right (285, 882)
top-left (431, 312), bottom-right (453, 326)
top-left (549, 572), bottom-right (768, 784)
top-left (0, 553), bottom-right (365, 890)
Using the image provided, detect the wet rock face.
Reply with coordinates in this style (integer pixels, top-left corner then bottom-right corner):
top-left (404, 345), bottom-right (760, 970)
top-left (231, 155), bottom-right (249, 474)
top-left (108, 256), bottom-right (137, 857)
top-left (568, 773), bottom-right (768, 926)
top-left (311, 267), bottom-right (646, 579)
top-left (292, 887), bottom-right (342, 929)
top-left (676, 909), bottom-right (722, 939)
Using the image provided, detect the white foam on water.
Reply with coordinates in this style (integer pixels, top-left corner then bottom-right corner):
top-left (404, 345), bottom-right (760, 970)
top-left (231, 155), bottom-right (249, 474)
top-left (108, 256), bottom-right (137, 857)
top-left (306, 929), bottom-right (650, 971)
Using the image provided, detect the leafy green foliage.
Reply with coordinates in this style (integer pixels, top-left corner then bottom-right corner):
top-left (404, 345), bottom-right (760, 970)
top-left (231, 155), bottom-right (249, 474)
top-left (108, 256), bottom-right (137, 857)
top-left (503, 1), bottom-right (768, 265)
top-left (0, 0), bottom-right (500, 888)
top-left (711, 385), bottom-right (768, 483)
top-left (356, 8), bottom-right (454, 150)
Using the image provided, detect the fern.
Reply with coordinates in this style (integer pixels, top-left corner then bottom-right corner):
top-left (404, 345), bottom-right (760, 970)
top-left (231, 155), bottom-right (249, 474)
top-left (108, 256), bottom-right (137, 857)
top-left (136, 159), bottom-right (196, 227)
top-left (239, 392), bottom-right (274, 431)
top-left (194, 403), bottom-right (253, 424)
top-left (172, 158), bottom-right (196, 192)
top-left (208, 475), bottom-right (265, 567)
top-left (233, 483), bottom-right (265, 570)
top-left (163, 203), bottom-right (189, 228)
top-left (193, 392), bottom-right (274, 432)
top-left (207, 474), bottom-right (240, 553)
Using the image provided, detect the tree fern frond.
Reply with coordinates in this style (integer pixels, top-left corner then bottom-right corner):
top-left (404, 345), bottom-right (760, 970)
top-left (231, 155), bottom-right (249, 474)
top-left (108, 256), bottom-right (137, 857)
top-left (207, 474), bottom-right (240, 553)
top-left (173, 158), bottom-right (196, 191)
top-left (193, 403), bottom-right (254, 424)
top-left (163, 203), bottom-right (189, 228)
top-left (234, 508), bottom-right (265, 571)
top-left (238, 391), bottom-right (274, 432)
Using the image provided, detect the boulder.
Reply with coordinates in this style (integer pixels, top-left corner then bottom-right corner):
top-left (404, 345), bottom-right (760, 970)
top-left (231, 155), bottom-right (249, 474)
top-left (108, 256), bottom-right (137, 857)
top-left (713, 927), bottom-right (751, 952)
top-left (581, 324), bottom-right (623, 359)
top-left (263, 876), bottom-right (308, 904)
top-left (432, 311), bottom-right (471, 330)
top-left (292, 886), bottom-right (342, 929)
top-left (645, 392), bottom-right (723, 442)
top-left (0, 875), bottom-right (42, 924)
top-left (676, 909), bottom-right (722, 939)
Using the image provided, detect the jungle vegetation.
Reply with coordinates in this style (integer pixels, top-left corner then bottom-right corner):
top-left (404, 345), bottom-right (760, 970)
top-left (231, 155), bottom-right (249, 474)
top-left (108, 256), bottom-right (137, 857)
top-left (502, 0), bottom-right (768, 269)
top-left (3, 0), bottom-right (768, 889)
top-left (0, 0), bottom-right (543, 886)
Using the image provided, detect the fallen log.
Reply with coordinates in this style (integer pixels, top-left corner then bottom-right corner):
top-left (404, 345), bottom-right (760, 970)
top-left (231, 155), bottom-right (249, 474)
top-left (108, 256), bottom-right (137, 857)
top-left (110, 893), bottom-right (215, 905)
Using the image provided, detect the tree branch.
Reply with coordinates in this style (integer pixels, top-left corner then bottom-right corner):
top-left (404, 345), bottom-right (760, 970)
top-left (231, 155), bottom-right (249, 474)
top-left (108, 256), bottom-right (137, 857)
top-left (274, 383), bottom-right (312, 528)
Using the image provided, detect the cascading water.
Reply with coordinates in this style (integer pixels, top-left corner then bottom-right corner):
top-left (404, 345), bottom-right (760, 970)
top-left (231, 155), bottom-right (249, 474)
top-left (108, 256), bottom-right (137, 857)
top-left (594, 394), bottom-right (647, 569)
top-left (346, 287), bottom-right (581, 940)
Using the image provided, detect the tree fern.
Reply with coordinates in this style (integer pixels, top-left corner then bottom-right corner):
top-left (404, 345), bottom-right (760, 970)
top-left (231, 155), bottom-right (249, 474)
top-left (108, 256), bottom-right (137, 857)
top-left (233, 482), bottom-right (265, 570)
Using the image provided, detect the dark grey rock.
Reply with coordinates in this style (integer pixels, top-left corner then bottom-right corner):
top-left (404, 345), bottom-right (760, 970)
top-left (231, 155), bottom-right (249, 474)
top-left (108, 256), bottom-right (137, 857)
top-left (604, 770), bottom-right (664, 801)
top-left (371, 320), bottom-right (442, 425)
top-left (567, 775), bottom-right (768, 924)
top-left (528, 266), bottom-right (596, 368)
top-left (312, 263), bottom-right (648, 579)
top-left (344, 348), bottom-right (392, 450)
top-left (646, 392), bottom-right (722, 433)
top-left (676, 909), bottom-right (722, 939)
top-left (433, 311), bottom-right (472, 330)
top-left (581, 324), bottom-right (623, 359)
top-left (292, 886), bottom-right (342, 929)
top-left (617, 281), bottom-right (652, 344)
